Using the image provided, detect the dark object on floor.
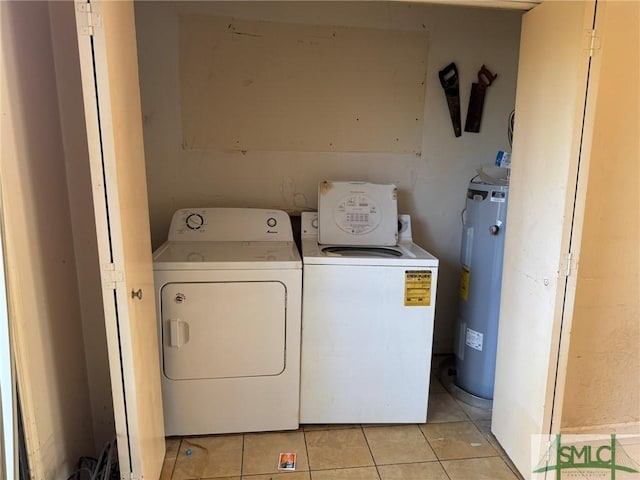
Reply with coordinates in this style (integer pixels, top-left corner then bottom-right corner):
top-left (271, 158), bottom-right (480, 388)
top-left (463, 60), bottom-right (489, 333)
top-left (438, 355), bottom-right (493, 411)
top-left (66, 438), bottom-right (119, 480)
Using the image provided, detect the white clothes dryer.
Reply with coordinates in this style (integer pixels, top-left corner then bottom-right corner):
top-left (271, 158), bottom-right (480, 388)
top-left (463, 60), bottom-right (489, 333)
top-left (153, 208), bottom-right (302, 435)
top-left (300, 211), bottom-right (438, 424)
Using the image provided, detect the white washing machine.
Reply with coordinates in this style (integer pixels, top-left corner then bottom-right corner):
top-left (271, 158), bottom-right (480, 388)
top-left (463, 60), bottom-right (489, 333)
top-left (153, 208), bottom-right (302, 435)
top-left (300, 208), bottom-right (439, 424)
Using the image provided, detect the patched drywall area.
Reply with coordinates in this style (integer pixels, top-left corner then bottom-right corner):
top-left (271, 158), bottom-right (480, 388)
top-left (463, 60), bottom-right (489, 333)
top-left (561, 1), bottom-right (640, 431)
top-left (180, 15), bottom-right (428, 153)
top-left (135, 1), bottom-right (523, 352)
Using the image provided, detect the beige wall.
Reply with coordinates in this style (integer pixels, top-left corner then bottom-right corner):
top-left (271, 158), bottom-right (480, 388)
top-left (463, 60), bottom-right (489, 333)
top-left (135, 1), bottom-right (523, 352)
top-left (0, 1), bottom-right (94, 477)
top-left (561, 1), bottom-right (640, 432)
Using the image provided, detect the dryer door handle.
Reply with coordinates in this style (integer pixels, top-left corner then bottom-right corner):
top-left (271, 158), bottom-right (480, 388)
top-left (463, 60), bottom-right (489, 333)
top-left (169, 319), bottom-right (188, 347)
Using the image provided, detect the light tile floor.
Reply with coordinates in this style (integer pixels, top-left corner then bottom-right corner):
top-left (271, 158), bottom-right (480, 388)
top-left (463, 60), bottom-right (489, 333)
top-left (160, 375), bottom-right (523, 480)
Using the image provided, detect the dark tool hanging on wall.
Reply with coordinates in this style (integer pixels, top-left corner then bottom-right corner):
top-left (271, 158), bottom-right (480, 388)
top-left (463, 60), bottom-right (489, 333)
top-left (438, 63), bottom-right (462, 137)
top-left (464, 65), bottom-right (498, 133)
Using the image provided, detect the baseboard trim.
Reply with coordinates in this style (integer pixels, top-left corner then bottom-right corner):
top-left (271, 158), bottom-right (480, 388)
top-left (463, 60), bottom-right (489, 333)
top-left (561, 421), bottom-right (640, 435)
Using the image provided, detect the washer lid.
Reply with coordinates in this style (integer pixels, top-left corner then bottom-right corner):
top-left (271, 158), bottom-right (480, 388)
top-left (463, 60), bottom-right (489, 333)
top-left (301, 237), bottom-right (438, 267)
top-left (153, 241), bottom-right (302, 270)
top-left (317, 181), bottom-right (398, 246)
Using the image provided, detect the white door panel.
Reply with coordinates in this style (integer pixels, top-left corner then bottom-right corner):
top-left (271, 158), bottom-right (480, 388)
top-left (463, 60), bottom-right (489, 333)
top-left (492, 1), bottom-right (597, 476)
top-left (74, 1), bottom-right (164, 478)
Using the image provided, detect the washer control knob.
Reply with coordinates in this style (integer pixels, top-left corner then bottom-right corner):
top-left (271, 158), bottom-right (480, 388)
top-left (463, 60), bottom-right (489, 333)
top-left (267, 217), bottom-right (277, 228)
top-left (311, 217), bottom-right (319, 229)
top-left (186, 213), bottom-right (204, 230)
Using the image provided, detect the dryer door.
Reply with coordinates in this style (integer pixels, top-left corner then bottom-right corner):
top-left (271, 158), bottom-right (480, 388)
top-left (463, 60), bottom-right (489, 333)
top-left (161, 281), bottom-right (286, 380)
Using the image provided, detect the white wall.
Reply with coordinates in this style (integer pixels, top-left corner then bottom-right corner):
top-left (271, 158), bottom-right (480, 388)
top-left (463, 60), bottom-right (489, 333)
top-left (0, 1), bottom-right (94, 478)
top-left (135, 1), bottom-right (523, 352)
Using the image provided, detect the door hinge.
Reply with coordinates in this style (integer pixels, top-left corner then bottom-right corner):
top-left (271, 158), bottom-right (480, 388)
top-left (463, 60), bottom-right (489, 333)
top-left (587, 29), bottom-right (601, 58)
top-left (101, 263), bottom-right (124, 289)
top-left (562, 251), bottom-right (578, 278)
top-left (76, 1), bottom-right (102, 36)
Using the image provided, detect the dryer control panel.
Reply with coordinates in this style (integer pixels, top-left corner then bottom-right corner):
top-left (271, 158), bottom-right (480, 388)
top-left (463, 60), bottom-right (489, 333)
top-left (167, 208), bottom-right (294, 242)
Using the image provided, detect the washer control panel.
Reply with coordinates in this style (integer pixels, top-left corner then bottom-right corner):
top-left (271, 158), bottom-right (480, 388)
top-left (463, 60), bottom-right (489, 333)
top-left (301, 212), bottom-right (319, 237)
top-left (333, 193), bottom-right (382, 236)
top-left (167, 208), bottom-right (294, 242)
top-left (318, 181), bottom-right (398, 246)
top-left (303, 211), bottom-right (414, 243)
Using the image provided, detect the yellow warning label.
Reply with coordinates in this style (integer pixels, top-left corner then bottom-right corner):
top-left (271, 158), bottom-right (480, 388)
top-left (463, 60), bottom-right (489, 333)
top-left (404, 270), bottom-right (432, 306)
top-left (460, 265), bottom-right (470, 301)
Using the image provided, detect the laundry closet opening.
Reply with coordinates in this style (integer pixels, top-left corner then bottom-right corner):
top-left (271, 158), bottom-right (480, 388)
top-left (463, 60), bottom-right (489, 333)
top-left (131, 0), bottom-right (522, 464)
top-left (134, 0), bottom-right (522, 357)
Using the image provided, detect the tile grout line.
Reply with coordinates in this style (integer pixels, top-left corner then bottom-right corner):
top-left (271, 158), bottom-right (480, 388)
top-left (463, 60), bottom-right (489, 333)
top-left (359, 424), bottom-right (382, 480)
top-left (302, 426), bottom-right (313, 480)
top-left (421, 419), bottom-right (510, 478)
top-left (416, 422), bottom-right (453, 479)
top-left (502, 454), bottom-right (525, 480)
top-left (240, 432), bottom-right (245, 478)
top-left (169, 438), bottom-right (181, 480)
top-left (438, 459), bottom-right (453, 480)
top-left (439, 455), bottom-right (524, 480)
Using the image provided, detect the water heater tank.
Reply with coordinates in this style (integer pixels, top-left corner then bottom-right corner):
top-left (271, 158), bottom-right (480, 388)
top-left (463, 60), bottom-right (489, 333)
top-left (455, 181), bottom-right (508, 400)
